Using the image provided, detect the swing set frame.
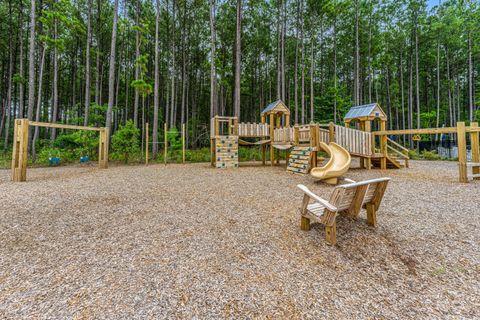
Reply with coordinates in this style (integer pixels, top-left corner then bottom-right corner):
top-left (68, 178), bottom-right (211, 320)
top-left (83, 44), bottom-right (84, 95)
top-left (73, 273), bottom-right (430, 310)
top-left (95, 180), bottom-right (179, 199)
top-left (11, 119), bottom-right (109, 182)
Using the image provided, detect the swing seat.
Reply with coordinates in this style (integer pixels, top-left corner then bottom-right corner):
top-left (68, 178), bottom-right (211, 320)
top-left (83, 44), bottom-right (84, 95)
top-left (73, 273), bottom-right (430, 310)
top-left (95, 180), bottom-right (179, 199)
top-left (80, 156), bottom-right (90, 163)
top-left (49, 157), bottom-right (61, 166)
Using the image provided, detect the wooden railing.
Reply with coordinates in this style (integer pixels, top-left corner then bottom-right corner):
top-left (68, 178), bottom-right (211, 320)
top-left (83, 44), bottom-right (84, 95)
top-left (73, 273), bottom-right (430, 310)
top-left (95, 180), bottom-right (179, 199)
top-left (238, 122), bottom-right (269, 137)
top-left (334, 125), bottom-right (372, 156)
top-left (273, 127), bottom-right (294, 143)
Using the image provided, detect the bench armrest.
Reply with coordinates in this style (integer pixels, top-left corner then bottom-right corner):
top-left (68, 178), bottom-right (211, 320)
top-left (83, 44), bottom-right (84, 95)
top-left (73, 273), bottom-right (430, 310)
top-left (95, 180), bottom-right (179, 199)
top-left (297, 184), bottom-right (338, 212)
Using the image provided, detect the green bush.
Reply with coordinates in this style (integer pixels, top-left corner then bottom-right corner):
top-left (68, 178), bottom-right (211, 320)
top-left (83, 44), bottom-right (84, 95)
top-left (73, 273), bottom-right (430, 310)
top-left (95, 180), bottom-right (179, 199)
top-left (420, 150), bottom-right (441, 160)
top-left (111, 120), bottom-right (140, 163)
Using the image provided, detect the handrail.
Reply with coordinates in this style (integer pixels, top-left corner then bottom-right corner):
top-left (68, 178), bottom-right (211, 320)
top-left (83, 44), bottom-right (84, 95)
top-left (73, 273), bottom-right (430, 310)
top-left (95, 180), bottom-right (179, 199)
top-left (386, 137), bottom-right (408, 153)
top-left (387, 145), bottom-right (409, 159)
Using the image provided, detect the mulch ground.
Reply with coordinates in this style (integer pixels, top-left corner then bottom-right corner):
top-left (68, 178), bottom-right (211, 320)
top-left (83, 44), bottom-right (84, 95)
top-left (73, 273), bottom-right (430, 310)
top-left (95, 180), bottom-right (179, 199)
top-left (0, 160), bottom-right (479, 319)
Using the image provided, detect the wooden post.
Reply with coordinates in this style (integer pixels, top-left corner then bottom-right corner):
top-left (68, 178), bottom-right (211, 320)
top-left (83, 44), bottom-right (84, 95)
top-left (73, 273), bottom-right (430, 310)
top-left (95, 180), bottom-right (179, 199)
top-left (164, 123), bottom-right (167, 165)
top-left (11, 119), bottom-right (29, 182)
top-left (457, 122), bottom-right (468, 182)
top-left (145, 123), bottom-right (149, 165)
top-left (380, 120), bottom-right (387, 169)
top-left (270, 113), bottom-right (274, 166)
top-left (471, 122), bottom-right (479, 178)
top-left (98, 127), bottom-right (109, 169)
top-left (285, 114), bottom-right (290, 127)
top-left (364, 120), bottom-right (372, 170)
top-left (329, 122), bottom-right (335, 143)
top-left (182, 123), bottom-right (185, 164)
top-left (294, 125), bottom-right (300, 146)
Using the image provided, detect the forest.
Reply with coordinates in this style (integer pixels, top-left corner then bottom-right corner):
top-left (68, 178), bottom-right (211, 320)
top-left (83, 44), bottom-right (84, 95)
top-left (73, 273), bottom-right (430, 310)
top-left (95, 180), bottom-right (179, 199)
top-left (0, 0), bottom-right (479, 162)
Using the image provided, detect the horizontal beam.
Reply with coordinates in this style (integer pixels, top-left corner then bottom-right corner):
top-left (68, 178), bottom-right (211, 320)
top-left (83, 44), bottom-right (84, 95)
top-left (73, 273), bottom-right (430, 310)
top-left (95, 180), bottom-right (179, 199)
top-left (29, 121), bottom-right (104, 132)
top-left (373, 127), bottom-right (458, 135)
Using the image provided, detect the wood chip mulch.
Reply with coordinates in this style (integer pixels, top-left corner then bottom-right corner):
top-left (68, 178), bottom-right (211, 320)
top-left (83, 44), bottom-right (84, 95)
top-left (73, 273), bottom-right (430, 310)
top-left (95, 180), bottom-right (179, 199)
top-left (0, 160), bottom-right (478, 319)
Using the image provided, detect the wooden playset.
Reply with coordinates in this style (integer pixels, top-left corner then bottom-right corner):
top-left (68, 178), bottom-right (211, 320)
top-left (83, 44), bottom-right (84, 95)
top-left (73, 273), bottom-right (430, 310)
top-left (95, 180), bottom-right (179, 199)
top-left (11, 119), bottom-right (108, 182)
top-left (210, 101), bottom-right (480, 183)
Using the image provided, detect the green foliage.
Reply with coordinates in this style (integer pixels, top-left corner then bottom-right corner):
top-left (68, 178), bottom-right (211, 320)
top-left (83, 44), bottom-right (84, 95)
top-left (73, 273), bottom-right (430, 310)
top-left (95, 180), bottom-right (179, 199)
top-left (111, 120), bottom-right (140, 163)
top-left (165, 128), bottom-right (183, 162)
top-left (420, 150), bottom-right (442, 161)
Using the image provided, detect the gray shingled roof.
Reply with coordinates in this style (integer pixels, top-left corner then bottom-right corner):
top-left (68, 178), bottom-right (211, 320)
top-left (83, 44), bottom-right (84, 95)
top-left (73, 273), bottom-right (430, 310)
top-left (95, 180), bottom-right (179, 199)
top-left (261, 100), bottom-right (281, 114)
top-left (344, 103), bottom-right (379, 119)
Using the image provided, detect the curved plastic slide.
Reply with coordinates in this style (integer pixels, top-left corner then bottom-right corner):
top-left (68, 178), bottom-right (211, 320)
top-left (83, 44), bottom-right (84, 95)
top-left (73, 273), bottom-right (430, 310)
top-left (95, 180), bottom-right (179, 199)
top-left (310, 142), bottom-right (351, 185)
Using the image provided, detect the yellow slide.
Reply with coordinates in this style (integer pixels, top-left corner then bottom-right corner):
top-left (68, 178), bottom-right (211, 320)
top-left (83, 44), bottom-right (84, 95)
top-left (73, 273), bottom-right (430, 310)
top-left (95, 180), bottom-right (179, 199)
top-left (310, 142), bottom-right (351, 185)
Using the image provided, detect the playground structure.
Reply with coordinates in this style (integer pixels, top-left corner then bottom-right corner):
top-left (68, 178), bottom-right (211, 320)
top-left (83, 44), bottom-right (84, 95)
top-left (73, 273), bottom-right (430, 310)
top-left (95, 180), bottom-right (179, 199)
top-left (210, 101), bottom-right (480, 183)
top-left (11, 119), bottom-right (109, 182)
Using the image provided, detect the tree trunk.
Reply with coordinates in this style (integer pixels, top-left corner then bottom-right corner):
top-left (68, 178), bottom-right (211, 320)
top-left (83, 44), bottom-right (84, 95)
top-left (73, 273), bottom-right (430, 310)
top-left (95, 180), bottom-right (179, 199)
top-left (27, 0), bottom-right (36, 126)
top-left (84, 0), bottom-right (92, 126)
top-left (468, 31), bottom-right (473, 121)
top-left (170, 0), bottom-right (176, 128)
top-left (18, 3), bottom-right (25, 118)
top-left (50, 14), bottom-right (59, 140)
top-left (134, 0), bottom-right (140, 127)
top-left (415, 23), bottom-right (420, 130)
top-left (32, 45), bottom-right (47, 160)
top-left (233, 0), bottom-right (242, 119)
top-left (4, 0), bottom-right (14, 153)
top-left (209, 0), bottom-right (217, 119)
top-left (294, 0), bottom-right (299, 124)
top-left (310, 31), bottom-right (314, 123)
top-left (105, 0), bottom-right (119, 130)
top-left (152, 0), bottom-right (161, 158)
top-left (354, 0), bottom-right (360, 105)
top-left (300, 0), bottom-right (304, 124)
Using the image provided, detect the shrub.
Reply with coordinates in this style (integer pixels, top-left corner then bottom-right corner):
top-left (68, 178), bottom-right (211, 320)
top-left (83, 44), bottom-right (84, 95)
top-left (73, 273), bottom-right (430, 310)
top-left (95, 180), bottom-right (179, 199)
top-left (111, 120), bottom-right (140, 163)
top-left (420, 150), bottom-right (441, 160)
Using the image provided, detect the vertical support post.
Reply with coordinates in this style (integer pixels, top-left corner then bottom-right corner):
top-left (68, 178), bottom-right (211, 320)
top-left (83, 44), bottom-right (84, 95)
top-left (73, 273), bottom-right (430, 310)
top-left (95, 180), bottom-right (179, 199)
top-left (364, 120), bottom-right (372, 170)
top-left (145, 123), bottom-right (149, 165)
top-left (11, 119), bottom-right (29, 182)
top-left (329, 122), bottom-right (335, 143)
top-left (182, 123), bottom-right (185, 164)
top-left (380, 120), bottom-right (387, 169)
top-left (471, 122), bottom-right (479, 178)
top-left (285, 114), bottom-right (290, 127)
top-left (457, 122), bottom-right (468, 182)
top-left (164, 123), bottom-right (167, 165)
top-left (269, 113), bottom-right (274, 166)
top-left (98, 127), bottom-right (109, 169)
top-left (294, 125), bottom-right (299, 146)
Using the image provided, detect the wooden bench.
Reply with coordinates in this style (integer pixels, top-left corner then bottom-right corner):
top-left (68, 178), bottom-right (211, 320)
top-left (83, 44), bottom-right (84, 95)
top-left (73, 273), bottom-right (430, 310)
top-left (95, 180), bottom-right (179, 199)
top-left (297, 177), bottom-right (390, 245)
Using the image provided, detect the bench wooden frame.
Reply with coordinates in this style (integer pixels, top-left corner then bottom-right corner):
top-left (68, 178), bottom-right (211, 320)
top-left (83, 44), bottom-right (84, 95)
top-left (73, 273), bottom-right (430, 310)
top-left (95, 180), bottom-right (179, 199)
top-left (297, 177), bottom-right (390, 245)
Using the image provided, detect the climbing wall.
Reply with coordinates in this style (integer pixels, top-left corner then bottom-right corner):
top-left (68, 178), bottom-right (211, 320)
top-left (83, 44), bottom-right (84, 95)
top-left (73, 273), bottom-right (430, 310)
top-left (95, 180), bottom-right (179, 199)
top-left (215, 136), bottom-right (239, 169)
top-left (287, 146), bottom-right (313, 175)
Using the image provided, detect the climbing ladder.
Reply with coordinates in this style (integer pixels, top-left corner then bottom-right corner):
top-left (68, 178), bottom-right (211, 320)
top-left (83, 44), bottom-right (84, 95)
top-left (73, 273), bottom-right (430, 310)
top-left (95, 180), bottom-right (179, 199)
top-left (287, 146), bottom-right (313, 175)
top-left (215, 136), bottom-right (239, 169)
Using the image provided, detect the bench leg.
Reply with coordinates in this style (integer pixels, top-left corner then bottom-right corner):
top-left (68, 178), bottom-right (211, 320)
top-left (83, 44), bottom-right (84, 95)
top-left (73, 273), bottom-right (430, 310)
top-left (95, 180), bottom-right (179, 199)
top-left (366, 203), bottom-right (377, 227)
top-left (300, 216), bottom-right (311, 231)
top-left (325, 221), bottom-right (337, 245)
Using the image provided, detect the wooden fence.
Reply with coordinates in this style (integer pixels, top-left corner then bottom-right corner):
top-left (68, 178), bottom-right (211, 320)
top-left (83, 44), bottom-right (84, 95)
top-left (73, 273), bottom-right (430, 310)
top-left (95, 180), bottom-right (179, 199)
top-left (273, 127), bottom-right (294, 143)
top-left (335, 125), bottom-right (372, 156)
top-left (238, 122), bottom-right (269, 137)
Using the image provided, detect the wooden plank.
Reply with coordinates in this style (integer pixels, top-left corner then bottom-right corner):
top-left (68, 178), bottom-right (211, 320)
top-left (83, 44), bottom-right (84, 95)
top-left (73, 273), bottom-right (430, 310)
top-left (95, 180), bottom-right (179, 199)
top-left (373, 127), bottom-right (457, 136)
top-left (30, 121), bottom-right (103, 131)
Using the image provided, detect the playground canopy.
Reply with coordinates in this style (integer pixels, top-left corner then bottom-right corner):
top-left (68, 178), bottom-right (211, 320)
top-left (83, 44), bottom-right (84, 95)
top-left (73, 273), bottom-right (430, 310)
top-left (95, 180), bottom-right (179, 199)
top-left (261, 100), bottom-right (290, 116)
top-left (344, 103), bottom-right (387, 122)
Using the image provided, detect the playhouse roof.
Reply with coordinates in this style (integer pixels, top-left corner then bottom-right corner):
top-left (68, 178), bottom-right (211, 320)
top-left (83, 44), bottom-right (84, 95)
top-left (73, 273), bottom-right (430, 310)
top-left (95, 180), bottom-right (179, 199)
top-left (261, 100), bottom-right (290, 116)
top-left (344, 103), bottom-right (387, 121)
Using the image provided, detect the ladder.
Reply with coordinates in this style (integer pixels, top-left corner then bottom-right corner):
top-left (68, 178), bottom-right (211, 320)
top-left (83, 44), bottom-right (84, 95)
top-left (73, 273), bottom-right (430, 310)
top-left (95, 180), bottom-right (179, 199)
top-left (287, 146), bottom-right (313, 175)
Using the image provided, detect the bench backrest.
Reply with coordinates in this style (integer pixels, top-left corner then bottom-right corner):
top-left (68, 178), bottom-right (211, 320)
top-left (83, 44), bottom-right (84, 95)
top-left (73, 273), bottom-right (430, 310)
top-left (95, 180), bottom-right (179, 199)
top-left (328, 177), bottom-right (390, 215)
